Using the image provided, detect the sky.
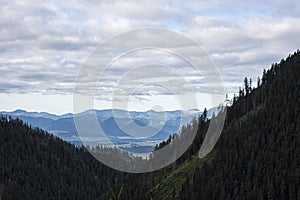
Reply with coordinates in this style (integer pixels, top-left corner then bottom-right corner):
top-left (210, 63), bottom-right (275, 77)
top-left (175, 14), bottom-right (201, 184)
top-left (0, 0), bottom-right (299, 114)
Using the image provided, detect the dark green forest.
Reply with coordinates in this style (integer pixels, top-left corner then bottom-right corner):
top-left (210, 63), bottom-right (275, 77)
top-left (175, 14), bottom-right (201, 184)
top-left (0, 50), bottom-right (300, 199)
top-left (0, 117), bottom-right (124, 199)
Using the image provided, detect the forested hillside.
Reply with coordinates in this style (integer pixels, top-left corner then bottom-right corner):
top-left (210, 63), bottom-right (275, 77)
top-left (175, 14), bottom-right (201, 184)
top-left (150, 50), bottom-right (300, 199)
top-left (0, 117), bottom-right (124, 199)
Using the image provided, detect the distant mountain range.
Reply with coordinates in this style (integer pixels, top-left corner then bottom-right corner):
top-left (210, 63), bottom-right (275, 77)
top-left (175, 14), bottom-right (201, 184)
top-left (0, 108), bottom-right (220, 152)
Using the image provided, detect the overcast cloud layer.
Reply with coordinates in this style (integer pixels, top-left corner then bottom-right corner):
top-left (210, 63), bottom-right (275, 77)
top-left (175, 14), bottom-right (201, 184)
top-left (0, 0), bottom-right (299, 113)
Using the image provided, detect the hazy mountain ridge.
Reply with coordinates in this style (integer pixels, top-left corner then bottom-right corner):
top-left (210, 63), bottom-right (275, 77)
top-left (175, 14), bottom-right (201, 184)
top-left (0, 108), bottom-right (220, 150)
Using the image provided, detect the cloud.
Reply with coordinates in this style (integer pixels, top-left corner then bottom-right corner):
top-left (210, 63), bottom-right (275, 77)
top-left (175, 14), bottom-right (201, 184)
top-left (0, 0), bottom-right (299, 110)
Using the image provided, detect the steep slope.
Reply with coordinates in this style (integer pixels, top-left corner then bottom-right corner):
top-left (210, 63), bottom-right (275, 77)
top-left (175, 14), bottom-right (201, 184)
top-left (150, 51), bottom-right (300, 200)
top-left (0, 117), bottom-right (121, 200)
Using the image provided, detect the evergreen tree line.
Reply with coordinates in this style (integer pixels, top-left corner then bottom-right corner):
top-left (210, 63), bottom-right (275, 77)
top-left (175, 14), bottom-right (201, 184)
top-left (0, 117), bottom-right (125, 199)
top-left (152, 50), bottom-right (300, 199)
